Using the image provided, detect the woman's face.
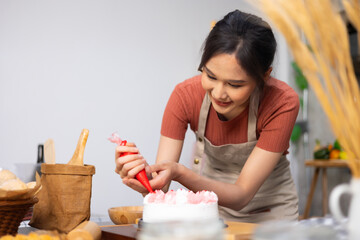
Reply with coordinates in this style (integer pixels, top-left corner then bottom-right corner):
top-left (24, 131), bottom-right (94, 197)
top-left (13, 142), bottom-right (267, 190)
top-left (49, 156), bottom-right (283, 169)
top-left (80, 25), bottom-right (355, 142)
top-left (201, 53), bottom-right (257, 121)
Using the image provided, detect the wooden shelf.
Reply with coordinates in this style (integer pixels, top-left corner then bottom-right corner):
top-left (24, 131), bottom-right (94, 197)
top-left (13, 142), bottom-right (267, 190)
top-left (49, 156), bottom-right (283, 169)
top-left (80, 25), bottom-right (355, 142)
top-left (305, 159), bottom-right (349, 168)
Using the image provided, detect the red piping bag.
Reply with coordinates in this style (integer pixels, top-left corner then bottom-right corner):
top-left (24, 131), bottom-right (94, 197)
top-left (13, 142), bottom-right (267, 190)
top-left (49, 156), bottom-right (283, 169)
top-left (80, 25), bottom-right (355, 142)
top-left (109, 133), bottom-right (154, 193)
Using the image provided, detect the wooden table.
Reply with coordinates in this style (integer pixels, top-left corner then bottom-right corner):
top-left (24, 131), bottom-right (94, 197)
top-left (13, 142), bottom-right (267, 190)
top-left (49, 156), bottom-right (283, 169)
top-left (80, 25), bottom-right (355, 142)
top-left (101, 221), bottom-right (258, 240)
top-left (303, 159), bottom-right (349, 219)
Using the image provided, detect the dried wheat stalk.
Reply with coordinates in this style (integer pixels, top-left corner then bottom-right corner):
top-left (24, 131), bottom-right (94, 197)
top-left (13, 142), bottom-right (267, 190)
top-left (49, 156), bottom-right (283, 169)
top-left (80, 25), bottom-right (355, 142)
top-left (251, 0), bottom-right (360, 177)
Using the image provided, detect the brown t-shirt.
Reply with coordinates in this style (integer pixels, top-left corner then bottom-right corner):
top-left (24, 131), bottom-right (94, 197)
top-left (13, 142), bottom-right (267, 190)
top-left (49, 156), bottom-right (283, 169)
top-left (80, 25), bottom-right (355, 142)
top-left (161, 75), bottom-right (299, 154)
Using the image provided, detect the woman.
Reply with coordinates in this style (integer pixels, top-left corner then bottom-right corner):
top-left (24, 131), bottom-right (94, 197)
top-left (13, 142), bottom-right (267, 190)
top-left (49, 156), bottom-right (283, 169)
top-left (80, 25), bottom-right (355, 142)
top-left (115, 9), bottom-right (299, 223)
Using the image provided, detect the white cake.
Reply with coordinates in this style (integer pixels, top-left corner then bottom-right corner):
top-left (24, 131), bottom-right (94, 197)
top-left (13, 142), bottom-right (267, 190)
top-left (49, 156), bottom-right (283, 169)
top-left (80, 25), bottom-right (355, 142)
top-left (142, 189), bottom-right (219, 223)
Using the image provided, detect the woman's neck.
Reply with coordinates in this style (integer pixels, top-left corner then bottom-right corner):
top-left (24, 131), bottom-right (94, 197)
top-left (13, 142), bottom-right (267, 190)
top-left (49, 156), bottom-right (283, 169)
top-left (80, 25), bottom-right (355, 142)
top-left (216, 112), bottom-right (228, 121)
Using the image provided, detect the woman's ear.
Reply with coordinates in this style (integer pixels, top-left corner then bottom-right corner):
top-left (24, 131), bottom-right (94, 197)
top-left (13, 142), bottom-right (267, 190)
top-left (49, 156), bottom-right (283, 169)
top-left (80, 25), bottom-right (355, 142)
top-left (264, 67), bottom-right (272, 81)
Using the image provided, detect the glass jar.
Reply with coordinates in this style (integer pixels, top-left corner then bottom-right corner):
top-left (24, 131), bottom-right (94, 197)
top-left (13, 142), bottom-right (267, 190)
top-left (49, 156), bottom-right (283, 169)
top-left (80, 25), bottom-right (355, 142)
top-left (252, 219), bottom-right (341, 240)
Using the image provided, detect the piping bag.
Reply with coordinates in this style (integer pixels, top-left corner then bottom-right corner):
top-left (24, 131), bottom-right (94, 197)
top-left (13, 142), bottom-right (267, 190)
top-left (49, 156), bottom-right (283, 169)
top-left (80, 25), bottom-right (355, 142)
top-left (109, 133), bottom-right (154, 193)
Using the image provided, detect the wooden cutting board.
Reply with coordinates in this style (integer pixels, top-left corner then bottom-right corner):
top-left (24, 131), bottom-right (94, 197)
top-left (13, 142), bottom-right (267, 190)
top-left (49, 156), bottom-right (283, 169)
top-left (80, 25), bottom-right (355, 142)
top-left (225, 221), bottom-right (257, 240)
top-left (101, 222), bottom-right (257, 240)
top-left (101, 225), bottom-right (138, 240)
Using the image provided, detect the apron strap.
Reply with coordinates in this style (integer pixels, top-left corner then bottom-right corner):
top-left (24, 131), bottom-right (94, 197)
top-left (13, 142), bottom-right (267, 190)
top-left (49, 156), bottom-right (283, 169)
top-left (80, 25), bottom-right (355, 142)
top-left (197, 93), bottom-right (211, 141)
top-left (192, 93), bottom-right (211, 174)
top-left (247, 88), bottom-right (259, 142)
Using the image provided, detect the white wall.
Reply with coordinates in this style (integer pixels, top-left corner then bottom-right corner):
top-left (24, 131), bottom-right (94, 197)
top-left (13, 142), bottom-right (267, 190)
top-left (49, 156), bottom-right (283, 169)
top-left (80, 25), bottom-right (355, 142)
top-left (0, 0), bottom-right (291, 215)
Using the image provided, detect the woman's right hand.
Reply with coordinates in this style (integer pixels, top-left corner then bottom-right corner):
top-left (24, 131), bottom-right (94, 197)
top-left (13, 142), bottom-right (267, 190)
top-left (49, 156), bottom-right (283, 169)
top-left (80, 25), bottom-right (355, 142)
top-left (114, 142), bottom-right (146, 181)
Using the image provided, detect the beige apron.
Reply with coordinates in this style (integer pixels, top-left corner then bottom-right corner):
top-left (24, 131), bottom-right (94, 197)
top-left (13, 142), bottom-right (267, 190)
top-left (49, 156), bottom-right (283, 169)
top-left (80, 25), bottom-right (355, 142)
top-left (192, 91), bottom-right (299, 223)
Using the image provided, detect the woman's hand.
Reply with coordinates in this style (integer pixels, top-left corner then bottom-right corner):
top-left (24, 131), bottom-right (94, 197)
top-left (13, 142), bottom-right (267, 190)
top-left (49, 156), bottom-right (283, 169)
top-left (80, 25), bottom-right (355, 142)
top-left (147, 161), bottom-right (181, 190)
top-left (114, 142), bottom-right (151, 193)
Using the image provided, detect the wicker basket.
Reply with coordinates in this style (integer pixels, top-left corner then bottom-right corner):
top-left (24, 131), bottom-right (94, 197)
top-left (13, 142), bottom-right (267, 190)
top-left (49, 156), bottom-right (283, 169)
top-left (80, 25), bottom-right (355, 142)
top-left (0, 197), bottom-right (38, 237)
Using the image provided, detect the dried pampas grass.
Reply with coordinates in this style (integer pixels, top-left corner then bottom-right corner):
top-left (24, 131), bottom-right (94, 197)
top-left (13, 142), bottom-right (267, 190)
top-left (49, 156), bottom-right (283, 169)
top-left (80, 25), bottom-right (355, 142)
top-left (251, 0), bottom-right (360, 177)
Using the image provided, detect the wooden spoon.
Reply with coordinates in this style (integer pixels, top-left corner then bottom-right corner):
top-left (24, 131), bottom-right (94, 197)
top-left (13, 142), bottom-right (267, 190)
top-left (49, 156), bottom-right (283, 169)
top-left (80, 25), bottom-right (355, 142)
top-left (67, 129), bottom-right (89, 166)
top-left (44, 139), bottom-right (56, 164)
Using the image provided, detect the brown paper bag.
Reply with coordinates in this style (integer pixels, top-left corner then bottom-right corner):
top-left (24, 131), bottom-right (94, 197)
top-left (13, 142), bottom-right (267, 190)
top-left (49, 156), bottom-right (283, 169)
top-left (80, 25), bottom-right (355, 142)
top-left (29, 163), bottom-right (95, 233)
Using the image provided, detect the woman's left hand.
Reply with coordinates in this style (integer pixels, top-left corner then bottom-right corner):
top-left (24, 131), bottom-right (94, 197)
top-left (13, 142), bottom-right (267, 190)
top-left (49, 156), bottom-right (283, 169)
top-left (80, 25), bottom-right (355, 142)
top-left (147, 161), bottom-right (180, 191)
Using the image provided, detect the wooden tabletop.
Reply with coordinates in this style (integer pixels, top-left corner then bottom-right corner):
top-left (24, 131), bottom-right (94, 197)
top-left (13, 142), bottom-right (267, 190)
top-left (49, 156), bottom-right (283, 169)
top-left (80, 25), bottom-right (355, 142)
top-left (101, 221), bottom-right (258, 240)
top-left (305, 159), bottom-right (349, 168)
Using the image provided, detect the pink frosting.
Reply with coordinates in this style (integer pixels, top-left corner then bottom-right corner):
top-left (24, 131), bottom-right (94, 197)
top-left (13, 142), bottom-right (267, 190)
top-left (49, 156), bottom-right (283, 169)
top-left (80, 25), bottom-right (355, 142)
top-left (164, 190), bottom-right (177, 204)
top-left (108, 132), bottom-right (123, 145)
top-left (187, 190), bottom-right (218, 204)
top-left (147, 190), bottom-right (165, 203)
top-left (146, 189), bottom-right (217, 204)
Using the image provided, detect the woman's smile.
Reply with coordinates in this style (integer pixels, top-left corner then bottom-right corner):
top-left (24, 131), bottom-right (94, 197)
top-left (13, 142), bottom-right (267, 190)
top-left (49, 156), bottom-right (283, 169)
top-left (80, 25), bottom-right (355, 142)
top-left (212, 97), bottom-right (232, 107)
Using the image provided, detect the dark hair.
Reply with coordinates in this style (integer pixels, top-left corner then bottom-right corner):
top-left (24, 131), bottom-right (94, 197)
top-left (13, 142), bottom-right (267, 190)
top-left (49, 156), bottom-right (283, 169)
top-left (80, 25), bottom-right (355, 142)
top-left (198, 10), bottom-right (277, 89)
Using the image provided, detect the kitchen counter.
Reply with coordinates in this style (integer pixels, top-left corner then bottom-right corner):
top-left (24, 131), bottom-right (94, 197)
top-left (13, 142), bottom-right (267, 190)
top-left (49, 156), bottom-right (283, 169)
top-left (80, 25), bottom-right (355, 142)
top-left (18, 218), bottom-right (257, 240)
top-left (17, 216), bottom-right (348, 239)
top-left (98, 216), bottom-right (348, 240)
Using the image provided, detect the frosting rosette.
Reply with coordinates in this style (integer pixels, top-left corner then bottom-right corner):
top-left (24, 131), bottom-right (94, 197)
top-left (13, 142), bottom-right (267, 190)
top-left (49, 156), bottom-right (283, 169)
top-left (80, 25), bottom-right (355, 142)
top-left (144, 189), bottom-right (218, 204)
